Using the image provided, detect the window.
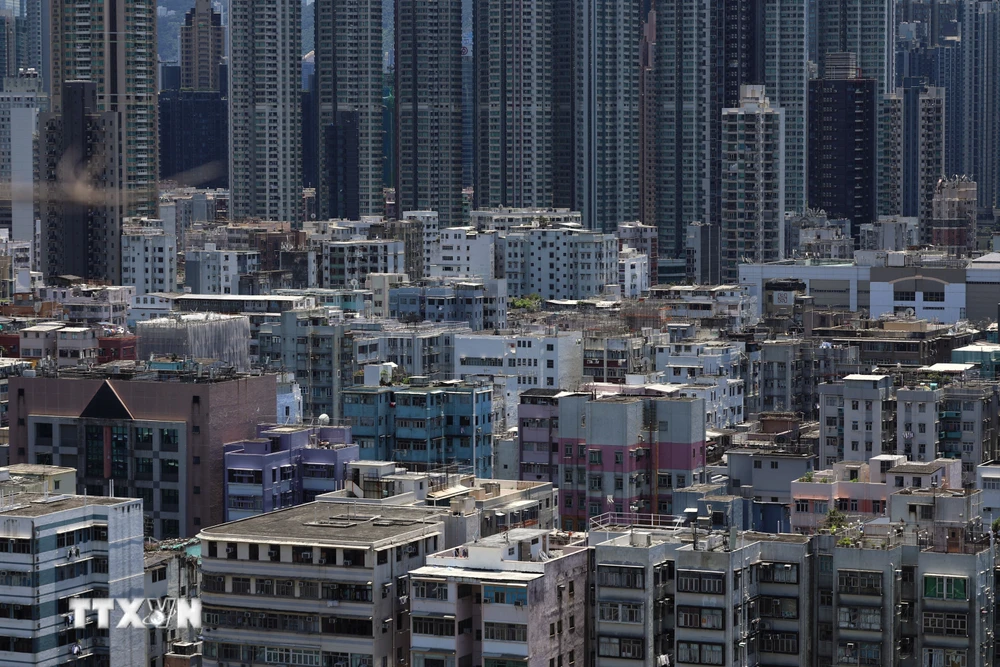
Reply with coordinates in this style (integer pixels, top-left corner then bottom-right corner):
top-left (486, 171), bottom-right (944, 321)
top-left (838, 606), bottom-right (882, 630)
top-left (837, 570), bottom-right (882, 595)
top-left (483, 623), bottom-right (527, 642)
top-left (677, 571), bottom-right (724, 594)
top-left (598, 566), bottom-right (645, 589)
top-left (759, 632), bottom-right (798, 654)
top-left (924, 575), bottom-right (968, 600)
top-left (412, 616), bottom-right (456, 637)
top-left (761, 597), bottom-right (798, 619)
top-left (759, 563), bottom-right (799, 584)
top-left (483, 585), bottom-right (527, 605)
top-left (922, 648), bottom-right (968, 667)
top-left (923, 612), bottom-right (968, 636)
top-left (677, 642), bottom-right (723, 665)
top-left (413, 581), bottom-right (448, 600)
top-left (678, 606), bottom-right (724, 629)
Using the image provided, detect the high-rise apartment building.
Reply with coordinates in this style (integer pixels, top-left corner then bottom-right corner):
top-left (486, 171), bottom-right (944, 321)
top-left (638, 8), bottom-right (657, 226)
top-left (878, 78), bottom-right (945, 224)
top-left (473, 0), bottom-right (552, 209)
top-left (315, 0), bottom-right (383, 218)
top-left (395, 0), bottom-right (464, 227)
top-left (816, 0), bottom-right (896, 97)
top-left (38, 81), bottom-right (123, 283)
top-left (180, 0), bottom-right (224, 92)
top-left (229, 0), bottom-right (302, 223)
top-left (48, 0), bottom-right (158, 218)
top-left (159, 89), bottom-right (228, 187)
top-left (0, 75), bottom-right (45, 243)
top-left (957, 0), bottom-right (1000, 209)
top-left (720, 86), bottom-right (785, 283)
top-left (808, 55), bottom-right (877, 235)
top-left (654, 0), bottom-right (720, 275)
top-left (762, 0), bottom-right (807, 214)
top-left (575, 0), bottom-right (641, 232)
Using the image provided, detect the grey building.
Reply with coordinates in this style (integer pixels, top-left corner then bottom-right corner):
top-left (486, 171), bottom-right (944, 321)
top-left (395, 0), bottom-right (464, 227)
top-left (228, 0), bottom-right (302, 223)
top-left (38, 80), bottom-right (122, 283)
top-left (48, 0), bottom-right (158, 218)
top-left (473, 0), bottom-right (553, 210)
top-left (198, 503), bottom-right (453, 667)
top-left (574, 0), bottom-right (641, 232)
top-left (315, 0), bottom-right (383, 218)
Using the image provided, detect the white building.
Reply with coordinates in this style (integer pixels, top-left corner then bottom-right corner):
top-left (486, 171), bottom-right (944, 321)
top-left (184, 244), bottom-right (260, 295)
top-left (127, 291), bottom-right (182, 326)
top-left (739, 260), bottom-right (872, 315)
top-left (0, 492), bottom-right (145, 666)
top-left (818, 374), bottom-right (896, 467)
top-left (429, 227), bottom-right (496, 278)
top-left (471, 208), bottom-right (583, 234)
top-left (646, 284), bottom-right (759, 330)
top-left (121, 218), bottom-right (178, 296)
top-left (319, 239), bottom-right (405, 288)
top-left (409, 530), bottom-right (589, 667)
top-left (454, 331), bottom-right (584, 390)
top-left (39, 284), bottom-right (135, 326)
top-left (500, 222), bottom-right (618, 299)
top-left (618, 247), bottom-right (649, 298)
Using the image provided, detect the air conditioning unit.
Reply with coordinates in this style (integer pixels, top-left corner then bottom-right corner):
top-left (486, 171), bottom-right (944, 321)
top-left (301, 552), bottom-right (312, 561)
top-left (514, 601), bottom-right (523, 607)
top-left (318, 558), bottom-right (327, 565)
top-left (226, 547), bottom-right (235, 554)
top-left (482, 598), bottom-right (492, 604)
top-left (259, 613), bottom-right (266, 619)
top-left (407, 546), bottom-right (417, 555)
top-left (267, 549), bottom-right (277, 557)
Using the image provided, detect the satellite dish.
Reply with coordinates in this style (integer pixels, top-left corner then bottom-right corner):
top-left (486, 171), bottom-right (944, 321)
top-left (318, 414), bottom-right (330, 425)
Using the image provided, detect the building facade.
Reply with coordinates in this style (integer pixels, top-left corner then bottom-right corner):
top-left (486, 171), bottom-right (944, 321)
top-left (394, 0), bottom-right (464, 227)
top-left (721, 86), bottom-right (786, 283)
top-left (10, 368), bottom-right (277, 538)
top-left (228, 0), bottom-right (302, 223)
top-left (48, 0), bottom-right (158, 217)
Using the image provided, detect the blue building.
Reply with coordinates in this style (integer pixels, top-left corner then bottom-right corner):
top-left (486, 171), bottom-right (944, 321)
top-left (389, 278), bottom-right (507, 331)
top-left (342, 378), bottom-right (494, 476)
top-left (222, 423), bottom-right (359, 520)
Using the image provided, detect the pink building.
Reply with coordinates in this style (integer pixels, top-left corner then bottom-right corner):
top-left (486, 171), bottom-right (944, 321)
top-left (790, 455), bottom-right (962, 533)
top-left (548, 390), bottom-right (706, 532)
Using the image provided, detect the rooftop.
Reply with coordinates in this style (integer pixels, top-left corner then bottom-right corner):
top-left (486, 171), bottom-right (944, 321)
top-left (0, 493), bottom-right (135, 517)
top-left (888, 461), bottom-right (948, 474)
top-left (4, 464), bottom-right (76, 477)
top-left (199, 503), bottom-right (446, 546)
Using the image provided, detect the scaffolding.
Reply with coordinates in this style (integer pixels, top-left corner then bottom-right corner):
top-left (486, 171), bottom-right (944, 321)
top-left (136, 314), bottom-right (251, 371)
